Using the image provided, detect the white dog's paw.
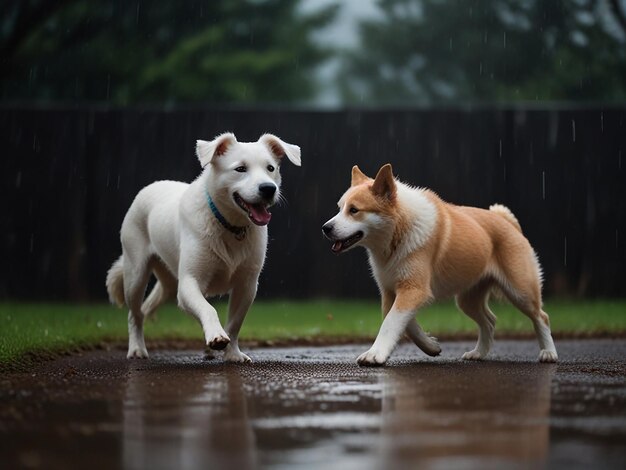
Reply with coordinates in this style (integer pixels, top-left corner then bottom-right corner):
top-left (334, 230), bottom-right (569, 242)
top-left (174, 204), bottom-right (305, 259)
top-left (538, 349), bottom-right (558, 363)
top-left (224, 349), bottom-right (252, 363)
top-left (461, 349), bottom-right (484, 361)
top-left (208, 334), bottom-right (230, 351)
top-left (356, 348), bottom-right (388, 367)
top-left (127, 347), bottom-right (149, 359)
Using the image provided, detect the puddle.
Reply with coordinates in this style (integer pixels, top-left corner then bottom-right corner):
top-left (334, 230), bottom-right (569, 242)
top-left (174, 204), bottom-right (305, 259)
top-left (1, 340), bottom-right (625, 469)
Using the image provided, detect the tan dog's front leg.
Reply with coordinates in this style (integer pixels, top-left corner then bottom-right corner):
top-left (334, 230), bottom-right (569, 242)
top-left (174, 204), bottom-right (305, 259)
top-left (382, 289), bottom-right (440, 357)
top-left (358, 286), bottom-right (430, 366)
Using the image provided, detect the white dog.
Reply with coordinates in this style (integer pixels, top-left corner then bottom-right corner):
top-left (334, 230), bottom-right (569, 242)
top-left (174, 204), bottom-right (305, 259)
top-left (106, 132), bottom-right (301, 361)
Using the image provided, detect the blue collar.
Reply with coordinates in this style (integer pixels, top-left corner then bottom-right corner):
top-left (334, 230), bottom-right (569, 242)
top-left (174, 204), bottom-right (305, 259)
top-left (205, 190), bottom-right (247, 240)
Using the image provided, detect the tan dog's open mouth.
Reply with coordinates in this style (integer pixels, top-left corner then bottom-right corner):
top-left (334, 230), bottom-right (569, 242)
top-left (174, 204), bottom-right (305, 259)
top-left (331, 231), bottom-right (363, 254)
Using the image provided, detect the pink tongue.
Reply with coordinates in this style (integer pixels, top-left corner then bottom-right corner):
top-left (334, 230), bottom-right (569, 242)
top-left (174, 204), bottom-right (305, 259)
top-left (248, 204), bottom-right (272, 226)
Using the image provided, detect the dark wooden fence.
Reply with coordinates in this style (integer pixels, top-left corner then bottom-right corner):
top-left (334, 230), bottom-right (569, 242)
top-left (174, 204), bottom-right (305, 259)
top-left (2, 106), bottom-right (625, 300)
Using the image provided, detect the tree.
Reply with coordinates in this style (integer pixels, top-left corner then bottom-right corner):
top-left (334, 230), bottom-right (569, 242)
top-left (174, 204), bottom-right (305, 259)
top-left (0, 0), bottom-right (338, 104)
top-left (340, 0), bottom-right (626, 104)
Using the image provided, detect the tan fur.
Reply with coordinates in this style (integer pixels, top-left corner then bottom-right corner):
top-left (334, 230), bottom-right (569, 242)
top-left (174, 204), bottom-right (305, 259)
top-left (324, 163), bottom-right (557, 364)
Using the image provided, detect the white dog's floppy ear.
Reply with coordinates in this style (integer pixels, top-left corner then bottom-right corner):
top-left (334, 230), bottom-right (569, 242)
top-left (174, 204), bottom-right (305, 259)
top-left (196, 132), bottom-right (237, 167)
top-left (259, 133), bottom-right (301, 166)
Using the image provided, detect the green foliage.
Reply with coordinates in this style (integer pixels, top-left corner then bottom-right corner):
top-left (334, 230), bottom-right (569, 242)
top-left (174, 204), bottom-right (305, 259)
top-left (1, 299), bottom-right (626, 364)
top-left (1, 0), bottom-right (338, 104)
top-left (340, 0), bottom-right (626, 104)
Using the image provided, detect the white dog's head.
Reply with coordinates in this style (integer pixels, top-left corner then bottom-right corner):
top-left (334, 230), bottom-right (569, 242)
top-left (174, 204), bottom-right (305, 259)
top-left (197, 132), bottom-right (301, 226)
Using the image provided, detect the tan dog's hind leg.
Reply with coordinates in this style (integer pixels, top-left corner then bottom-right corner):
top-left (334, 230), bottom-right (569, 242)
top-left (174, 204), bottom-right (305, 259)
top-left (509, 295), bottom-right (558, 363)
top-left (457, 280), bottom-right (497, 360)
top-left (496, 249), bottom-right (558, 362)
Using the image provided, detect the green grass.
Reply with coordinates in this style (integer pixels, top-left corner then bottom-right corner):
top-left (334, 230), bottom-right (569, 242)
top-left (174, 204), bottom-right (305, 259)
top-left (1, 299), bottom-right (625, 364)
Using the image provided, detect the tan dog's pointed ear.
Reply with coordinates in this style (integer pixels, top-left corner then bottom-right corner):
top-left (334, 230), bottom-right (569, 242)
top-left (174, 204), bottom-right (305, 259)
top-left (351, 165), bottom-right (370, 186)
top-left (371, 163), bottom-right (396, 201)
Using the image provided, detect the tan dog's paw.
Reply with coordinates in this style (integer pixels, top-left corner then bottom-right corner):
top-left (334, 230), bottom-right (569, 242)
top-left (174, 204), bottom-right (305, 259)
top-left (422, 335), bottom-right (441, 356)
top-left (461, 349), bottom-right (484, 361)
top-left (208, 335), bottom-right (230, 350)
top-left (538, 350), bottom-right (558, 363)
top-left (356, 349), bottom-right (388, 367)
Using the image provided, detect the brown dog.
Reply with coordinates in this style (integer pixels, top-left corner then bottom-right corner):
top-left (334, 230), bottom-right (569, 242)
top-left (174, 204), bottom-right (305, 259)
top-left (322, 164), bottom-right (558, 366)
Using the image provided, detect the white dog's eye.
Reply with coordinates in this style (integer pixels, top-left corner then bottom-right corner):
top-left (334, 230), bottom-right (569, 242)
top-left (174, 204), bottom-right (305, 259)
top-left (235, 166), bottom-right (247, 173)
top-left (267, 164), bottom-right (275, 172)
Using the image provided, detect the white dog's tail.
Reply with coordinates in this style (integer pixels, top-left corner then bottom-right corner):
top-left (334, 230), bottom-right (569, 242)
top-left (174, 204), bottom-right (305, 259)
top-left (489, 204), bottom-right (522, 233)
top-left (106, 255), bottom-right (125, 307)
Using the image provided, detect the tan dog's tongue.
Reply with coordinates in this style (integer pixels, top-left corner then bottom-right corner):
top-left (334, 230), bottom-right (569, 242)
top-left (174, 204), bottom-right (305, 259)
top-left (249, 204), bottom-right (271, 226)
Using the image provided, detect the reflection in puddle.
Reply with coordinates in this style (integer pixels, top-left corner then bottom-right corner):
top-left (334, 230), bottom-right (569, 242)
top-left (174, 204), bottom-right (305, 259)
top-left (121, 357), bottom-right (555, 469)
top-left (123, 364), bottom-right (256, 469)
top-left (379, 363), bottom-right (556, 468)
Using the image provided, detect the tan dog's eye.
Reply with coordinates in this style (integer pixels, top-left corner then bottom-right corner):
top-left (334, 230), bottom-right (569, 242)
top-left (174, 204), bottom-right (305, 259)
top-left (349, 207), bottom-right (359, 214)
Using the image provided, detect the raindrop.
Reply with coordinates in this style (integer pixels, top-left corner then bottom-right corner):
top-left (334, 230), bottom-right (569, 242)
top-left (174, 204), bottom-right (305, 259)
top-left (479, 61), bottom-right (483, 75)
top-left (542, 171), bottom-right (546, 200)
top-left (15, 171), bottom-right (21, 188)
top-left (136, 2), bottom-right (141, 25)
top-left (449, 38), bottom-right (453, 50)
top-left (499, 139), bottom-right (502, 158)
top-left (600, 112), bottom-right (604, 133)
top-left (571, 119), bottom-right (576, 142)
top-left (117, 174), bottom-right (121, 189)
top-left (503, 31), bottom-right (507, 48)
top-left (563, 236), bottom-right (567, 266)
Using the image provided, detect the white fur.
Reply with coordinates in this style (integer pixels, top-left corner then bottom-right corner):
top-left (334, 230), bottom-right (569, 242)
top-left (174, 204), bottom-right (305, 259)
top-left (106, 133), bottom-right (301, 361)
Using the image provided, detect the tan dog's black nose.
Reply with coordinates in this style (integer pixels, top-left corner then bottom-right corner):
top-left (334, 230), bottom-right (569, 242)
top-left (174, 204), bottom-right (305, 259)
top-left (322, 222), bottom-right (333, 236)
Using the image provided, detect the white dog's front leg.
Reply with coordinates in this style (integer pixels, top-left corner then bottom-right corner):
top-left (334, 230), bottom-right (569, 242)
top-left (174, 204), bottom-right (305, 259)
top-left (357, 309), bottom-right (416, 366)
top-left (178, 276), bottom-right (230, 350)
top-left (222, 280), bottom-right (257, 363)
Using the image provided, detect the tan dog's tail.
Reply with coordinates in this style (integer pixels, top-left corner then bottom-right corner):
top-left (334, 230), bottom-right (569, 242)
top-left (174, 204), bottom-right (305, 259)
top-left (106, 255), bottom-right (126, 307)
top-left (489, 204), bottom-right (522, 233)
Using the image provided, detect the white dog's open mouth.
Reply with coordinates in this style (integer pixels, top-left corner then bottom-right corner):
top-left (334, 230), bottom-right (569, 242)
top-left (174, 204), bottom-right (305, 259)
top-left (234, 193), bottom-right (272, 226)
top-left (331, 231), bottom-right (363, 253)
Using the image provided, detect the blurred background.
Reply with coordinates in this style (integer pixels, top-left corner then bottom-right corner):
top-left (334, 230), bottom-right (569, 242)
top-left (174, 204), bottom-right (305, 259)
top-left (2, 0), bottom-right (625, 301)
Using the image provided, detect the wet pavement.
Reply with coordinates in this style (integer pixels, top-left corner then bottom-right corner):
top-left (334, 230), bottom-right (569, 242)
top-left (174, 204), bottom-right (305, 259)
top-left (1, 340), bottom-right (625, 469)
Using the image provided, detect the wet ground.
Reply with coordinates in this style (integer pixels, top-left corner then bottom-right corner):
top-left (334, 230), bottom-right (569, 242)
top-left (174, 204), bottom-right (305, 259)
top-left (1, 340), bottom-right (625, 469)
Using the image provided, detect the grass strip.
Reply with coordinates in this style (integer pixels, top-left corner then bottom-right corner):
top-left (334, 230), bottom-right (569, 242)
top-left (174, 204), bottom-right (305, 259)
top-left (1, 299), bottom-right (625, 364)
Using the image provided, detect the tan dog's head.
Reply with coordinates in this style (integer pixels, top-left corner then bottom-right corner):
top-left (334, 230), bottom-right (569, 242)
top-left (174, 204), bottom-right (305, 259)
top-left (322, 164), bottom-right (397, 254)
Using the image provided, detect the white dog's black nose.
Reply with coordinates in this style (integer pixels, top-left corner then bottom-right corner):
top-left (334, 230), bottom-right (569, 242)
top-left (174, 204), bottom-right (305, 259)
top-left (259, 183), bottom-right (277, 199)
